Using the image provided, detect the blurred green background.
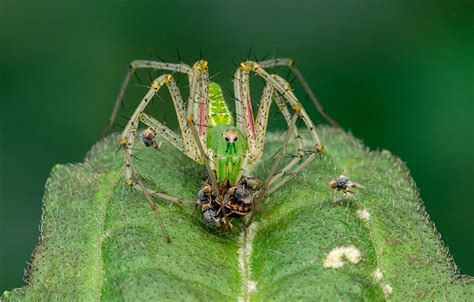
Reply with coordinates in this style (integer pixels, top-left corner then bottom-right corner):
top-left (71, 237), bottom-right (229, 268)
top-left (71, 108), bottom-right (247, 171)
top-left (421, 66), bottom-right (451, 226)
top-left (0, 0), bottom-right (473, 292)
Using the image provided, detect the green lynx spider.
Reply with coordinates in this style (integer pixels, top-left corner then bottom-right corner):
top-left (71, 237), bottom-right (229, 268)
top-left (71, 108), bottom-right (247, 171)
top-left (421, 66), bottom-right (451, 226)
top-left (106, 58), bottom-right (336, 241)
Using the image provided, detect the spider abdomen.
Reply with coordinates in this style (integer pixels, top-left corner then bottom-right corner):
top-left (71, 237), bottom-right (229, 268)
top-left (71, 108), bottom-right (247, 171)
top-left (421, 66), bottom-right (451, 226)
top-left (208, 82), bottom-right (233, 126)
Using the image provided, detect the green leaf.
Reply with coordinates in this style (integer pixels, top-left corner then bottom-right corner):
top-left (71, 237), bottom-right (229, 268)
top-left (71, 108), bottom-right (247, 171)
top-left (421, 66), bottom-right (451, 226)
top-left (3, 128), bottom-right (473, 301)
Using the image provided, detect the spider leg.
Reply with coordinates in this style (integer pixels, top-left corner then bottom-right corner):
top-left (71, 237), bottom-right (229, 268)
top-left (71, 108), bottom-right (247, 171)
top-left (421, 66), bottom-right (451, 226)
top-left (233, 64), bottom-right (256, 155)
top-left (253, 63), bottom-right (323, 194)
top-left (271, 77), bottom-right (305, 153)
top-left (104, 60), bottom-right (193, 137)
top-left (259, 57), bottom-right (340, 128)
top-left (233, 61), bottom-right (303, 168)
top-left (120, 73), bottom-right (200, 161)
top-left (261, 75), bottom-right (307, 186)
top-left (235, 61), bottom-right (323, 194)
top-left (119, 73), bottom-right (195, 184)
top-left (232, 72), bottom-right (277, 183)
top-left (252, 75), bottom-right (304, 188)
top-left (261, 110), bottom-right (300, 195)
top-left (119, 72), bottom-right (201, 240)
top-left (139, 113), bottom-right (184, 152)
top-left (187, 60), bottom-right (210, 151)
top-left (246, 109), bottom-right (300, 227)
top-left (123, 150), bottom-right (171, 241)
top-left (267, 75), bottom-right (317, 189)
top-left (233, 68), bottom-right (306, 188)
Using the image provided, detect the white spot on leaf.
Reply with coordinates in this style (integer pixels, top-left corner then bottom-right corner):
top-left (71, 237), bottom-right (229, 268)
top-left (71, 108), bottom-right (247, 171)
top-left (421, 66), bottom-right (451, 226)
top-left (373, 267), bottom-right (393, 297)
top-left (373, 268), bottom-right (383, 281)
top-left (382, 283), bottom-right (393, 296)
top-left (356, 209), bottom-right (371, 223)
top-left (323, 245), bottom-right (362, 269)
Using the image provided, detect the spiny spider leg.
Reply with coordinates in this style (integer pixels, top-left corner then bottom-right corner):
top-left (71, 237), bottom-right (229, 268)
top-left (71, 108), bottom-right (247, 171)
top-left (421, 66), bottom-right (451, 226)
top-left (104, 60), bottom-right (193, 137)
top-left (235, 71), bottom-right (304, 186)
top-left (119, 71), bottom-right (201, 240)
top-left (245, 109), bottom-right (299, 227)
top-left (265, 98), bottom-right (318, 193)
top-left (232, 77), bottom-right (279, 184)
top-left (235, 62), bottom-right (320, 159)
top-left (271, 78), bottom-right (305, 152)
top-left (121, 72), bottom-right (200, 160)
top-left (251, 94), bottom-right (304, 189)
top-left (123, 150), bottom-right (171, 242)
top-left (259, 57), bottom-right (340, 128)
top-left (267, 153), bottom-right (316, 195)
top-left (234, 61), bottom-right (322, 195)
top-left (267, 75), bottom-right (312, 186)
top-left (123, 119), bottom-right (190, 206)
top-left (262, 110), bottom-right (300, 195)
top-left (248, 61), bottom-right (323, 193)
top-left (187, 60), bottom-right (211, 150)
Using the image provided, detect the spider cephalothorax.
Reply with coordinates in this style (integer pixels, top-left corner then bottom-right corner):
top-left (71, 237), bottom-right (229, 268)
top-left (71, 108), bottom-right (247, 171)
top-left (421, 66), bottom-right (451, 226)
top-left (108, 58), bottom-right (336, 240)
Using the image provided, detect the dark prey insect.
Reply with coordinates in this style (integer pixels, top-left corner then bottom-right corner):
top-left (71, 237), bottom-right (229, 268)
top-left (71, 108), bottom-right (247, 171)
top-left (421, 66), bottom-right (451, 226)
top-left (329, 175), bottom-right (366, 195)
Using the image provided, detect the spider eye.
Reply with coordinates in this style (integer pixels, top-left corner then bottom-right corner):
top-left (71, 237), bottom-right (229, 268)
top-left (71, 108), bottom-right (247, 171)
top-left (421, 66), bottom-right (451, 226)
top-left (234, 137), bottom-right (238, 141)
top-left (225, 137), bottom-right (229, 141)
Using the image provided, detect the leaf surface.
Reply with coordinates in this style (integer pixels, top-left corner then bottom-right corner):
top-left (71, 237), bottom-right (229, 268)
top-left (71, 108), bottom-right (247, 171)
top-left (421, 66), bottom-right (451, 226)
top-left (3, 128), bottom-right (472, 301)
